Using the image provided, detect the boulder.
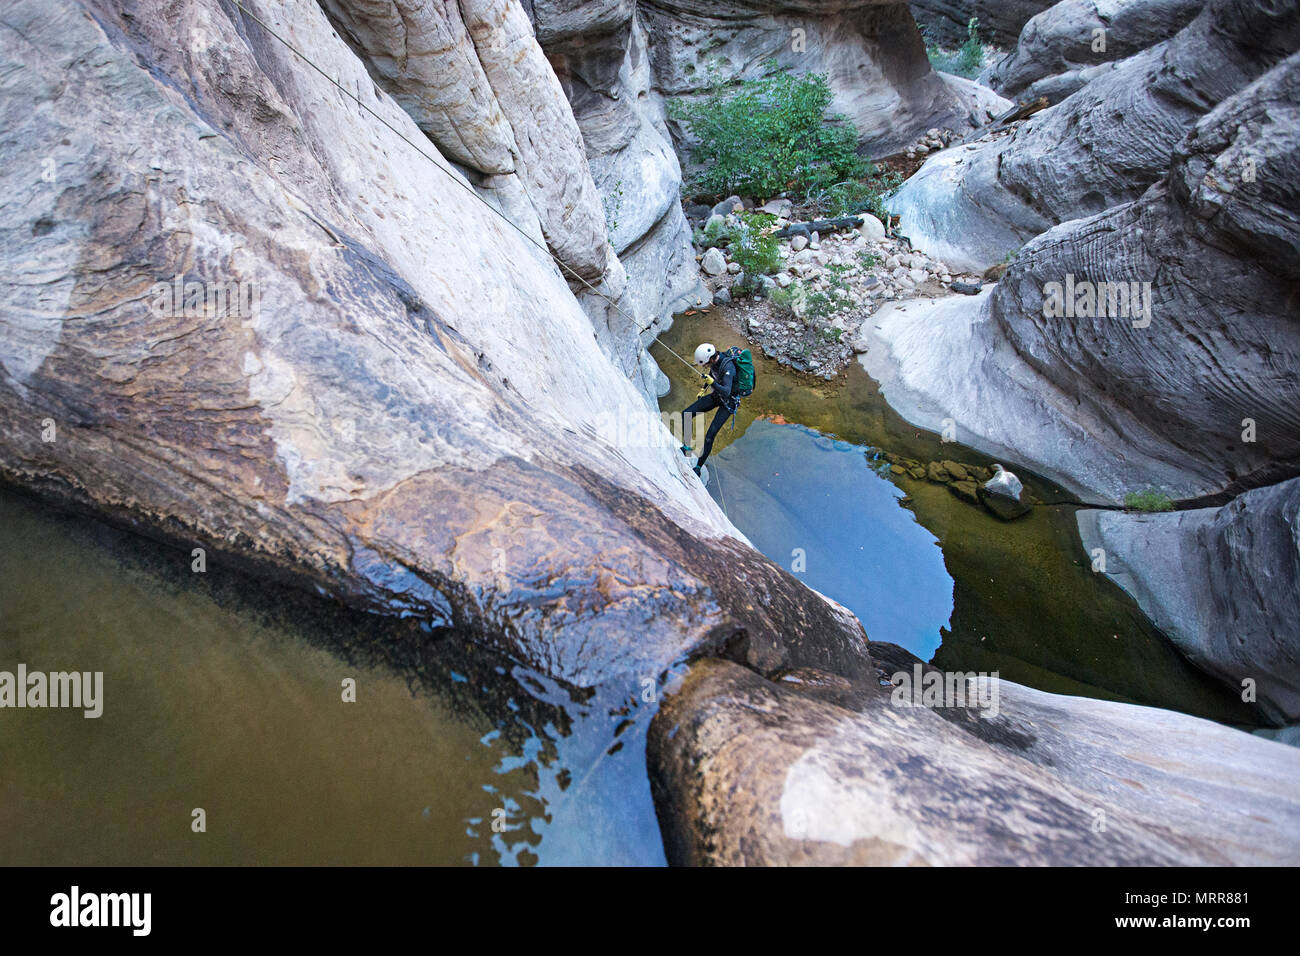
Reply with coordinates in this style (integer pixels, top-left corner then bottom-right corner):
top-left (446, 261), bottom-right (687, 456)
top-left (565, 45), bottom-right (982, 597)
top-left (649, 656), bottom-right (1300, 865)
top-left (985, 463), bottom-right (1023, 499)
top-left (761, 198), bottom-right (793, 218)
top-left (711, 195), bottom-right (743, 219)
top-left (941, 460), bottom-right (969, 480)
top-left (978, 476), bottom-right (1032, 520)
top-left (1078, 478), bottom-right (1300, 724)
top-left (862, 50), bottom-right (1300, 504)
top-left (890, 0), bottom-right (1300, 273)
top-left (858, 214), bottom-right (887, 241)
top-left (0, 0), bottom-right (873, 690)
top-left (925, 461), bottom-right (951, 483)
top-left (986, 0), bottom-right (1205, 104)
top-left (700, 247), bottom-right (727, 275)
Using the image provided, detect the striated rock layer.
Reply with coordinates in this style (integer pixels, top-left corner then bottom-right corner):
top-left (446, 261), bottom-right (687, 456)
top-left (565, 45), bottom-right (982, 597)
top-left (649, 656), bottom-right (1300, 865)
top-left (891, 0), bottom-right (1300, 273)
top-left (863, 49), bottom-right (1300, 505)
top-left (530, 0), bottom-right (708, 393)
top-left (1078, 478), bottom-right (1300, 725)
top-left (0, 0), bottom-right (872, 687)
top-left (985, 0), bottom-right (1206, 105)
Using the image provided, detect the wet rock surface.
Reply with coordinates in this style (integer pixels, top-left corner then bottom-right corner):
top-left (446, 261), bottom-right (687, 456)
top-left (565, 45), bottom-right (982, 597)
top-left (0, 0), bottom-right (870, 689)
top-left (1079, 478), bottom-right (1300, 725)
top-left (649, 655), bottom-right (1300, 865)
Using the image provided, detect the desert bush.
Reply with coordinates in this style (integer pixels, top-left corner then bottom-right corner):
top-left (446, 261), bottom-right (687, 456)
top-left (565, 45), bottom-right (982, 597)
top-left (1123, 489), bottom-right (1176, 512)
top-left (670, 66), bottom-right (868, 200)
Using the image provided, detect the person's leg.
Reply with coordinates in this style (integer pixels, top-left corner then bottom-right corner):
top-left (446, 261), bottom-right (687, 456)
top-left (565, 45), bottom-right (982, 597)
top-left (695, 403), bottom-right (734, 469)
top-left (681, 394), bottom-right (718, 452)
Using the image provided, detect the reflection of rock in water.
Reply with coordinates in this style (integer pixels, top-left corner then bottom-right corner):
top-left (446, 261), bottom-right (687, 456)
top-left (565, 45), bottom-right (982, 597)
top-left (705, 420), bottom-right (955, 661)
top-left (0, 488), bottom-right (669, 866)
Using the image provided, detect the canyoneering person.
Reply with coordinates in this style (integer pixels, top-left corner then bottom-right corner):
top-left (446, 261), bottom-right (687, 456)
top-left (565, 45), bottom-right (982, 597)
top-left (680, 342), bottom-right (754, 477)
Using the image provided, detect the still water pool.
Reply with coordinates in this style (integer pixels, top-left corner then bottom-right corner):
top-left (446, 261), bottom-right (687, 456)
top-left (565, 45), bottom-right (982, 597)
top-left (708, 420), bottom-right (952, 660)
top-left (0, 307), bottom-right (1261, 866)
top-left (0, 491), bottom-right (666, 865)
top-left (654, 309), bottom-right (1257, 725)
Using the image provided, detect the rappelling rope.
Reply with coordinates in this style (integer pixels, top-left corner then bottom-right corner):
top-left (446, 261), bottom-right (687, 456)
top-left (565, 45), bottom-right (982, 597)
top-left (713, 459), bottom-right (728, 519)
top-left (222, 0), bottom-right (706, 380)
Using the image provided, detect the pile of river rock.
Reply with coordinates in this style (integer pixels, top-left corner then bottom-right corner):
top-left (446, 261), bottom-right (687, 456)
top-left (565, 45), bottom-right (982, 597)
top-left (687, 195), bottom-right (985, 376)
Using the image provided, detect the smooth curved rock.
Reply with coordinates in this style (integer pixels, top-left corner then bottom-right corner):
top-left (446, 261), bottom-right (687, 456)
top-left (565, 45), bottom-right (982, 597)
top-left (986, 0), bottom-right (1205, 104)
top-left (891, 0), bottom-right (1300, 273)
top-left (318, 0), bottom-right (519, 174)
top-left (649, 656), bottom-right (1300, 865)
top-left (321, 0), bottom-right (610, 281)
top-left (646, 0), bottom-right (1000, 159)
top-left (865, 49), bottom-right (1300, 504)
top-left (910, 0), bottom-right (1055, 46)
top-left (0, 0), bottom-right (873, 688)
top-left (1078, 478), bottom-right (1300, 724)
top-left (531, 2), bottom-right (705, 373)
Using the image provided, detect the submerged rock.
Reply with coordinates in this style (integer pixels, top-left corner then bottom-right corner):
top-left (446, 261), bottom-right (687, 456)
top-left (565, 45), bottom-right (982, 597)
top-left (948, 479), bottom-right (980, 505)
top-left (649, 656), bottom-right (1300, 865)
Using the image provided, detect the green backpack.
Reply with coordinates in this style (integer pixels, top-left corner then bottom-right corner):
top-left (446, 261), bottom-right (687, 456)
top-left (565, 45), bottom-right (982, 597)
top-left (724, 346), bottom-right (755, 398)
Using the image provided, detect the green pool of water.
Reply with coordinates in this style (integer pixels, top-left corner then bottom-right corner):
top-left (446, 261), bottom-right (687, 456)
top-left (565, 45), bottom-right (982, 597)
top-left (653, 309), bottom-right (1258, 725)
top-left (0, 490), bottom-right (666, 865)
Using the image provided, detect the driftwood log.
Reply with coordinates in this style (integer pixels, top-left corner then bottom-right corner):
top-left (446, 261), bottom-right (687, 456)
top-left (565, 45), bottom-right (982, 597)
top-left (772, 216), bottom-right (864, 239)
top-left (958, 96), bottom-right (1049, 146)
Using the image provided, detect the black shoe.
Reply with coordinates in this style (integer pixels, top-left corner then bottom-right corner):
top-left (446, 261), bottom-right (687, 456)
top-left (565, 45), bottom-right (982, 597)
top-left (693, 464), bottom-right (702, 476)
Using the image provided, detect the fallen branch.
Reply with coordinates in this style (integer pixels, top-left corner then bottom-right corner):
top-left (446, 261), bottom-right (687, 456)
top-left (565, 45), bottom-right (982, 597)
top-left (772, 216), bottom-right (864, 239)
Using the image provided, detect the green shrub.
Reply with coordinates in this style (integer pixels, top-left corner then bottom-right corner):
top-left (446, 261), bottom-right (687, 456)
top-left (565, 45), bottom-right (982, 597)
top-left (926, 18), bottom-right (985, 80)
top-left (769, 283), bottom-right (798, 315)
top-left (771, 275), bottom-right (854, 324)
top-left (806, 170), bottom-right (903, 220)
top-left (1123, 489), bottom-right (1175, 513)
top-left (696, 215), bottom-right (729, 248)
top-left (729, 211), bottom-right (781, 277)
top-left (669, 66), bottom-right (868, 200)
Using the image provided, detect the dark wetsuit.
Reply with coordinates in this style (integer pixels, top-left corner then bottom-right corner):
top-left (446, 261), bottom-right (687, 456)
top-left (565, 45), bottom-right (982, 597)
top-left (683, 353), bottom-right (738, 470)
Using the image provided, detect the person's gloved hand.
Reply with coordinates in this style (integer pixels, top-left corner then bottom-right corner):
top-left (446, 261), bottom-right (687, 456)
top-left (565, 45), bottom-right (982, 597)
top-left (696, 374), bottom-right (713, 398)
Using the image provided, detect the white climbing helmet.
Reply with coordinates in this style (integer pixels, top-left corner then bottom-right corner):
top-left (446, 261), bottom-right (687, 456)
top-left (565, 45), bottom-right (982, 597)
top-left (694, 342), bottom-right (717, 365)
